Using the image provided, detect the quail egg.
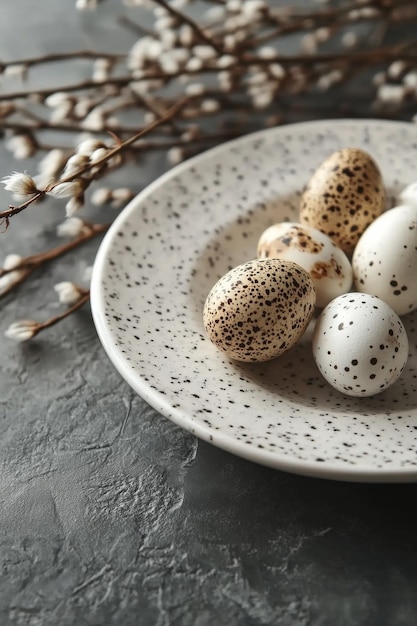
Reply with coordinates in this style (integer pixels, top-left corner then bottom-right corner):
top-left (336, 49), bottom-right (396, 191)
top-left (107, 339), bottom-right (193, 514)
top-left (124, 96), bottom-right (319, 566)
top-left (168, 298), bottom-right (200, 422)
top-left (257, 222), bottom-right (352, 308)
top-left (203, 258), bottom-right (316, 362)
top-left (312, 292), bottom-right (409, 397)
top-left (352, 203), bottom-right (417, 316)
top-left (300, 148), bottom-right (386, 253)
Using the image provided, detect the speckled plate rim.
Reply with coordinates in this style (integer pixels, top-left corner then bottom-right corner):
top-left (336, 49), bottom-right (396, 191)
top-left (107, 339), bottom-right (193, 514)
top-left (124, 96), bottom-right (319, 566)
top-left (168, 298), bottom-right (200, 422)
top-left (91, 118), bottom-right (417, 483)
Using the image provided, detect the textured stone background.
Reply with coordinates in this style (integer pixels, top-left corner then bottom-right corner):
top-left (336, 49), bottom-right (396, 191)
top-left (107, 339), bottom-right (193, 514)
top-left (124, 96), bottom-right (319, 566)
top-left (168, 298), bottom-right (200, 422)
top-left (2, 3), bottom-right (417, 625)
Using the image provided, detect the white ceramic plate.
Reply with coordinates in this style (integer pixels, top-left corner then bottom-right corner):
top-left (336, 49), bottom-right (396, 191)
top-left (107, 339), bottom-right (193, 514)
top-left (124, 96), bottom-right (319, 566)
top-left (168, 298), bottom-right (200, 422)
top-left (91, 119), bottom-right (417, 482)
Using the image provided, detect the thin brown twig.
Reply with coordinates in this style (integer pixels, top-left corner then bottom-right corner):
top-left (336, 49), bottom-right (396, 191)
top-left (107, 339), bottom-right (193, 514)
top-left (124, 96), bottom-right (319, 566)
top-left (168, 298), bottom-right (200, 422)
top-left (151, 0), bottom-right (223, 53)
top-left (0, 222), bottom-right (110, 298)
top-left (1, 97), bottom-right (189, 221)
top-left (35, 290), bottom-right (90, 335)
top-left (0, 222), bottom-right (110, 279)
top-left (1, 42), bottom-right (415, 106)
top-left (1, 50), bottom-right (123, 70)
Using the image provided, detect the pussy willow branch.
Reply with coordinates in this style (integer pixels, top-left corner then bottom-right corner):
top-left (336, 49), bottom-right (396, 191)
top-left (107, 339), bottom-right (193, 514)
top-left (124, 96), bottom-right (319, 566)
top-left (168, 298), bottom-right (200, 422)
top-left (152, 0), bottom-right (224, 53)
top-left (33, 290), bottom-right (91, 336)
top-left (0, 50), bottom-right (123, 71)
top-left (1, 0), bottom-right (417, 340)
top-left (1, 96), bottom-right (189, 222)
top-left (1, 45), bottom-right (416, 106)
top-left (0, 222), bottom-right (109, 297)
top-left (0, 222), bottom-right (109, 279)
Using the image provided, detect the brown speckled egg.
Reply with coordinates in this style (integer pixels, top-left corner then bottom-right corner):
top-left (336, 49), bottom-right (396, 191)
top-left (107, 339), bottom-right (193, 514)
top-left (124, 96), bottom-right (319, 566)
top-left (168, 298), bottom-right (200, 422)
top-left (203, 258), bottom-right (316, 362)
top-left (299, 148), bottom-right (386, 253)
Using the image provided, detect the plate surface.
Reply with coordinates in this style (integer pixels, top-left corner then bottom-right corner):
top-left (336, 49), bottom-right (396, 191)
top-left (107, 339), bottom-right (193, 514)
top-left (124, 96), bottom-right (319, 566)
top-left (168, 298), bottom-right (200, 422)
top-left (91, 119), bottom-right (417, 482)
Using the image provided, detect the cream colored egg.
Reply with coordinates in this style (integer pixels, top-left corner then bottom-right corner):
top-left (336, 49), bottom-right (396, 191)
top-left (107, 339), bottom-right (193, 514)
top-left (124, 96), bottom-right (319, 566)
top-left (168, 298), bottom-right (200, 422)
top-left (300, 148), bottom-right (386, 253)
top-left (352, 204), bottom-right (417, 315)
top-left (257, 222), bottom-right (352, 308)
top-left (203, 258), bottom-right (316, 362)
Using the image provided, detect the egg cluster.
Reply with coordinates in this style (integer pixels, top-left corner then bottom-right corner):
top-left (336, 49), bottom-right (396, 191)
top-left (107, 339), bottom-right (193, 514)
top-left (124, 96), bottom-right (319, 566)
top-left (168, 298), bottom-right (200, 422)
top-left (203, 148), bottom-right (417, 397)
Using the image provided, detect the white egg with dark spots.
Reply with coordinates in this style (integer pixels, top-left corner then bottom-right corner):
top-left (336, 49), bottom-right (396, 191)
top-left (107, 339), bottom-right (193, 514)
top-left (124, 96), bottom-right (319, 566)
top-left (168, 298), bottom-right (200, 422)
top-left (352, 204), bottom-right (417, 316)
top-left (203, 258), bottom-right (316, 362)
top-left (257, 222), bottom-right (352, 308)
top-left (312, 293), bottom-right (409, 397)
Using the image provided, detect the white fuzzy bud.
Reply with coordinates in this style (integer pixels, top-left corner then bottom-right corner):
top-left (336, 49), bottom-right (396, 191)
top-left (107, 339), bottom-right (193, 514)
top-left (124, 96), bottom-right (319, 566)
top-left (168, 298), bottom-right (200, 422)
top-left (91, 187), bottom-right (112, 206)
top-left (74, 98), bottom-right (94, 119)
top-left (153, 5), bottom-right (168, 17)
top-left (269, 63), bottom-right (285, 80)
top-left (258, 46), bottom-right (277, 60)
top-left (48, 179), bottom-right (84, 199)
top-left (160, 55), bottom-right (180, 75)
top-left (81, 109), bottom-right (105, 131)
top-left (83, 265), bottom-right (94, 283)
top-left (317, 69), bottom-right (343, 91)
top-left (216, 55), bottom-right (236, 69)
top-left (65, 195), bottom-right (84, 217)
top-left (180, 25), bottom-right (194, 47)
top-left (155, 16), bottom-right (177, 32)
top-left (372, 71), bottom-right (386, 87)
top-left (170, 47), bottom-right (189, 64)
top-left (223, 34), bottom-right (237, 52)
top-left (4, 64), bottom-right (28, 79)
top-left (342, 31), bottom-right (358, 49)
top-left (160, 29), bottom-right (177, 48)
top-left (146, 40), bottom-right (164, 60)
top-left (227, 0), bottom-right (242, 12)
top-left (3, 254), bottom-right (23, 271)
top-left (35, 153), bottom-right (64, 187)
top-left (185, 57), bottom-right (203, 72)
top-left (1, 172), bottom-right (38, 195)
top-left (388, 60), bottom-right (407, 80)
top-left (315, 27), bottom-right (330, 43)
top-left (75, 0), bottom-right (98, 10)
top-left (57, 217), bottom-right (86, 238)
top-left (167, 147), bottom-right (184, 165)
top-left (76, 138), bottom-right (107, 157)
top-left (111, 188), bottom-right (134, 207)
top-left (252, 90), bottom-right (274, 109)
top-left (241, 0), bottom-right (265, 15)
top-left (90, 147), bottom-right (108, 164)
top-left (185, 83), bottom-right (205, 96)
top-left (45, 92), bottom-right (72, 108)
top-left (64, 154), bottom-right (90, 176)
top-left (6, 134), bottom-right (37, 159)
top-left (217, 71), bottom-right (232, 91)
top-left (144, 112), bottom-right (157, 124)
top-left (38, 149), bottom-right (65, 179)
top-left (403, 71), bottom-right (417, 89)
top-left (193, 45), bottom-right (217, 61)
top-left (180, 126), bottom-right (199, 142)
top-left (54, 282), bottom-right (82, 305)
top-left (92, 58), bottom-right (112, 82)
top-left (301, 33), bottom-right (317, 54)
top-left (5, 320), bottom-right (38, 342)
top-left (200, 99), bottom-right (220, 113)
top-left (377, 83), bottom-right (406, 104)
top-left (0, 270), bottom-right (23, 294)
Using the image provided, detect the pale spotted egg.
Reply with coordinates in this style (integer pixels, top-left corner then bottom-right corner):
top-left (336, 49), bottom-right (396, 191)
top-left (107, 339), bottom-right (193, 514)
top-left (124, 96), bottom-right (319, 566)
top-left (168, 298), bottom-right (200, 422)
top-left (352, 204), bottom-right (417, 316)
top-left (257, 222), bottom-right (352, 308)
top-left (203, 258), bottom-right (316, 362)
top-left (312, 293), bottom-right (409, 397)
